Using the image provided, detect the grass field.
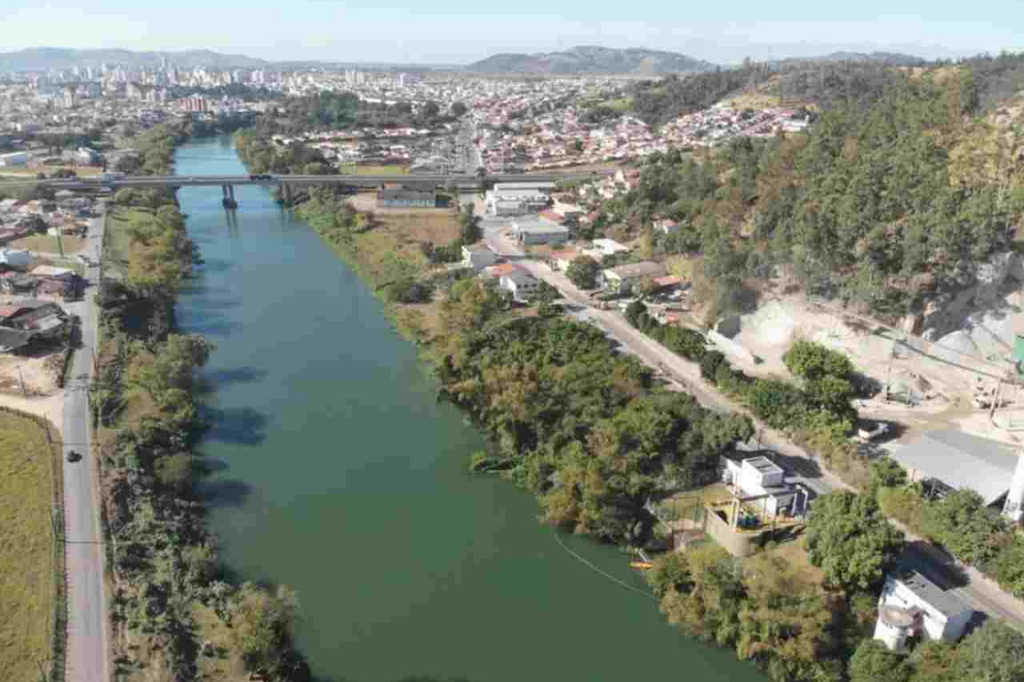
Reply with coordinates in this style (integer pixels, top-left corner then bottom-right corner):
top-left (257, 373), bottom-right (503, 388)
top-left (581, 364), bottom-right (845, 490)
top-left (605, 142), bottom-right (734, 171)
top-left (337, 164), bottom-right (409, 175)
top-left (10, 234), bottom-right (86, 255)
top-left (0, 411), bottom-right (57, 681)
top-left (103, 207), bottom-right (149, 281)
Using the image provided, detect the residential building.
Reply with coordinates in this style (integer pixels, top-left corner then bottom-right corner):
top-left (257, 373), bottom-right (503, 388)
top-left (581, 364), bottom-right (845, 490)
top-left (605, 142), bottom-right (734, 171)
top-left (655, 219), bottom-right (679, 235)
top-left (549, 246), bottom-right (581, 271)
top-left (462, 244), bottom-right (497, 270)
top-left (0, 249), bottom-right (31, 271)
top-left (499, 269), bottom-right (540, 301)
top-left (0, 151), bottom-right (27, 167)
top-left (873, 568), bottom-right (973, 650)
top-left (720, 454), bottom-right (808, 520)
top-left (514, 223), bottom-right (570, 245)
top-left (601, 261), bottom-right (667, 294)
top-left (377, 189), bottom-right (436, 209)
top-left (887, 430), bottom-right (1024, 521)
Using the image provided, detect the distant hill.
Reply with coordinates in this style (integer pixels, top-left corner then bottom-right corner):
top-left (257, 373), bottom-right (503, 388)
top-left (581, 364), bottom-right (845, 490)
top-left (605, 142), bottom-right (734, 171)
top-left (465, 45), bottom-right (717, 76)
top-left (779, 51), bottom-right (930, 67)
top-left (0, 47), bottom-right (268, 71)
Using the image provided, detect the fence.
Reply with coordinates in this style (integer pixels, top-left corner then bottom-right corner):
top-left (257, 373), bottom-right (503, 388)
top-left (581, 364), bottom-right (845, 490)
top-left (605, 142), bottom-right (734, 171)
top-left (0, 405), bottom-right (67, 681)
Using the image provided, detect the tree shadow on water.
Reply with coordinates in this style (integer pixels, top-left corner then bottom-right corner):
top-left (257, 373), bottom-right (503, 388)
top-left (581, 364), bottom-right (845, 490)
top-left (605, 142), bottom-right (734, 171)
top-left (201, 366), bottom-right (269, 391)
top-left (205, 406), bottom-right (270, 446)
top-left (199, 479), bottom-right (252, 508)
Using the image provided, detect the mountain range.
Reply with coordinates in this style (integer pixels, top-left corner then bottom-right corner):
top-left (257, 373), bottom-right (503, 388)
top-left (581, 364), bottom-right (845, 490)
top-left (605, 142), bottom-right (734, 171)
top-left (0, 47), bottom-right (269, 71)
top-left (464, 45), bottom-right (717, 75)
top-left (0, 45), bottom-right (933, 75)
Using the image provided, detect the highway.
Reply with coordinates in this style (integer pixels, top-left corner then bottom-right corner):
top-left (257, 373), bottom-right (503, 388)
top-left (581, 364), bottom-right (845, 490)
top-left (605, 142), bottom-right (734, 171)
top-left (481, 220), bottom-right (1024, 630)
top-left (2, 169), bottom-right (612, 191)
top-left (61, 209), bottom-right (110, 682)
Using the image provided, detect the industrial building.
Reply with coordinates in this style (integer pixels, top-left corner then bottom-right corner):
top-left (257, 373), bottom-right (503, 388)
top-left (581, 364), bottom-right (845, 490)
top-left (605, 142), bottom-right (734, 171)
top-left (485, 181), bottom-right (554, 216)
top-left (888, 430), bottom-right (1024, 522)
top-left (513, 222), bottom-right (570, 245)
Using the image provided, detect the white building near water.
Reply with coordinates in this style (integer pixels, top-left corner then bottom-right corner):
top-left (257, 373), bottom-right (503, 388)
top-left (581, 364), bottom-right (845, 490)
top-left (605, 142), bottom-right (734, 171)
top-left (873, 569), bottom-right (973, 651)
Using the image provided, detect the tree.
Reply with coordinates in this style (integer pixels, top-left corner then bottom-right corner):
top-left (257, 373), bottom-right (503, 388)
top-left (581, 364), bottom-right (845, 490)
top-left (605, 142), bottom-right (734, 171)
top-left (870, 457), bottom-right (907, 491)
top-left (700, 350), bottom-right (726, 382)
top-left (228, 583), bottom-right (301, 676)
top-left (154, 452), bottom-right (193, 493)
top-left (423, 101), bottom-right (441, 118)
top-left (459, 205), bottom-right (481, 244)
top-left (958, 621), bottom-right (1024, 682)
top-left (451, 102), bottom-right (468, 117)
top-left (805, 492), bottom-right (904, 592)
top-left (565, 255), bottom-right (601, 289)
top-left (848, 640), bottom-right (911, 682)
top-left (646, 552), bottom-right (693, 597)
top-left (783, 340), bottom-right (855, 383)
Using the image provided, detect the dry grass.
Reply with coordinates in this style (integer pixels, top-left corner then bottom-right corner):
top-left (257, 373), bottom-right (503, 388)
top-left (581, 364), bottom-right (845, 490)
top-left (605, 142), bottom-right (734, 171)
top-left (371, 209), bottom-right (461, 245)
top-left (0, 411), bottom-right (56, 681)
top-left (9, 234), bottom-right (87, 255)
top-left (765, 537), bottom-right (824, 587)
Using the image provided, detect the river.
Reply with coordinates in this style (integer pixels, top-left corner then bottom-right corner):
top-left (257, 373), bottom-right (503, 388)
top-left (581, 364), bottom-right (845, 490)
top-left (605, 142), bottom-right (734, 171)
top-left (174, 136), bottom-right (764, 682)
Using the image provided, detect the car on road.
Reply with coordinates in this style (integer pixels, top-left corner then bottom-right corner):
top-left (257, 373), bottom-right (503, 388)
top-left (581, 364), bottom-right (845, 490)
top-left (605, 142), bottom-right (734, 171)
top-left (76, 254), bottom-right (93, 266)
top-left (66, 450), bottom-right (82, 463)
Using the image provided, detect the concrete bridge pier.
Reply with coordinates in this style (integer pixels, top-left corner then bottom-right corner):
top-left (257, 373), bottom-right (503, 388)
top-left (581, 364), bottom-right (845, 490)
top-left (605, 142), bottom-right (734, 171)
top-left (281, 182), bottom-right (292, 204)
top-left (222, 184), bottom-right (238, 209)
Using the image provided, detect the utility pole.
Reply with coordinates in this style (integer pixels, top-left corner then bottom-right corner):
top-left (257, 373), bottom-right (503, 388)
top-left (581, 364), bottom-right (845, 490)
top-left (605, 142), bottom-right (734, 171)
top-left (17, 365), bottom-right (27, 397)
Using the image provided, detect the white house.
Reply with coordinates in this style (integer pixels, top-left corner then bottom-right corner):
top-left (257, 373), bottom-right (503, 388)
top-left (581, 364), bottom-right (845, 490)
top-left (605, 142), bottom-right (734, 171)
top-left (499, 270), bottom-right (540, 302)
top-left (873, 569), bottom-right (973, 651)
top-left (589, 238), bottom-right (630, 258)
top-left (720, 454), bottom-right (804, 519)
top-left (461, 244), bottom-right (497, 271)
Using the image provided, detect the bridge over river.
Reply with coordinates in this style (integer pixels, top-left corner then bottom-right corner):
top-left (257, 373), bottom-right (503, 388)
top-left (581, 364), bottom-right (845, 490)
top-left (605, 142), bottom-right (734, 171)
top-left (7, 170), bottom-right (612, 206)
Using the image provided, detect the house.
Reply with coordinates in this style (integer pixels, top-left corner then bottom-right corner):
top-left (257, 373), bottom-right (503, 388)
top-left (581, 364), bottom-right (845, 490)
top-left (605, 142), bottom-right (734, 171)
top-left (30, 265), bottom-right (75, 281)
top-left (499, 270), bottom-right (540, 301)
top-left (655, 219), bottom-right (679, 235)
top-left (4, 301), bottom-right (68, 338)
top-left (589, 238), bottom-right (630, 258)
top-left (652, 275), bottom-right (683, 292)
top-left (486, 190), bottom-right (550, 216)
top-left (0, 249), bottom-right (31, 271)
top-left (873, 568), bottom-right (973, 651)
top-left (887, 430), bottom-right (1024, 521)
top-left (549, 246), bottom-right (581, 271)
top-left (720, 454), bottom-right (808, 520)
top-left (0, 152), bottom-right (27, 167)
top-left (0, 272), bottom-right (39, 295)
top-left (601, 261), bottom-right (667, 294)
top-left (514, 223), bottom-right (570, 245)
top-left (483, 262), bottom-right (521, 279)
top-left (377, 189), bottom-right (436, 209)
top-left (462, 244), bottom-right (497, 270)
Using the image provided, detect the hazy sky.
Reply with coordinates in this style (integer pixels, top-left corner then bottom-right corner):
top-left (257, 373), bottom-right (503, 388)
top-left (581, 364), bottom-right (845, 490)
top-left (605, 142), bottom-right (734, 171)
top-left (2, 0), bottom-right (1019, 64)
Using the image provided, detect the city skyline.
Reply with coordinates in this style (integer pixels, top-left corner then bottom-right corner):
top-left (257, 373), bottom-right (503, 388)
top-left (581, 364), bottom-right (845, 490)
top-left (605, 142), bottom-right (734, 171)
top-left (3, 0), bottom-right (1018, 65)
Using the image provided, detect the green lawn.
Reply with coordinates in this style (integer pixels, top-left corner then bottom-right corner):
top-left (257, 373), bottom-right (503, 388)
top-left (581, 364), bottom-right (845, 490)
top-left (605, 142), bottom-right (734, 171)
top-left (337, 164), bottom-right (409, 175)
top-left (0, 412), bottom-right (57, 681)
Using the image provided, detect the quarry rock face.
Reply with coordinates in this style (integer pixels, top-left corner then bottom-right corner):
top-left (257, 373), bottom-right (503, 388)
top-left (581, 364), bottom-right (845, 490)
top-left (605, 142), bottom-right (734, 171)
top-left (920, 251), bottom-right (1022, 341)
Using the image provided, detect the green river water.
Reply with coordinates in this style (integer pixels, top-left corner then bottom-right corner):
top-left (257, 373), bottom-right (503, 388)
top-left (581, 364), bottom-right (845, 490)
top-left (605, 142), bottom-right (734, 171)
top-left (174, 136), bottom-right (765, 682)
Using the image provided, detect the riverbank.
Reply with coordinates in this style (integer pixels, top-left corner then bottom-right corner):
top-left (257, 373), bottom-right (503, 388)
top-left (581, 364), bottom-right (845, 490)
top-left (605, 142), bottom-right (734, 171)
top-left (93, 124), bottom-right (308, 682)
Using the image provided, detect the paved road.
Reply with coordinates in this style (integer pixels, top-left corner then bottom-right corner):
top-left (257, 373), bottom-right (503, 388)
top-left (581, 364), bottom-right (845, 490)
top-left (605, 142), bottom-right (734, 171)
top-left (480, 227), bottom-right (1024, 629)
top-left (61, 207), bottom-right (109, 682)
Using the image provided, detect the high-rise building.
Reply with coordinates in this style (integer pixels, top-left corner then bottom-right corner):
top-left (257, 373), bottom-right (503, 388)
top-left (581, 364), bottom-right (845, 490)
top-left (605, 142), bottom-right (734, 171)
top-left (63, 87), bottom-right (76, 109)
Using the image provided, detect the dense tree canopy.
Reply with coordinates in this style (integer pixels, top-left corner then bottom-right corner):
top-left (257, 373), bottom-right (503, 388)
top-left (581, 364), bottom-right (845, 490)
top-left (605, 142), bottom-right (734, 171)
top-left (805, 492), bottom-right (905, 592)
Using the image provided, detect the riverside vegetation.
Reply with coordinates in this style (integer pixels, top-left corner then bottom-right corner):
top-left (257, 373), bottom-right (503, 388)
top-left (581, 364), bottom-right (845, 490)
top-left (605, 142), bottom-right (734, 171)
top-left (93, 123), bottom-right (307, 681)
